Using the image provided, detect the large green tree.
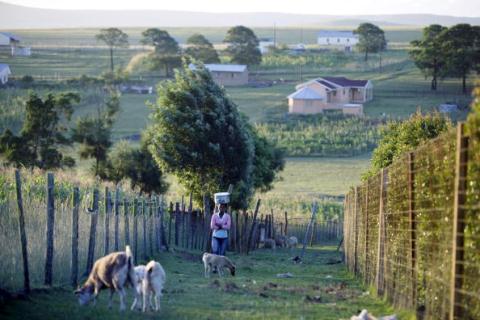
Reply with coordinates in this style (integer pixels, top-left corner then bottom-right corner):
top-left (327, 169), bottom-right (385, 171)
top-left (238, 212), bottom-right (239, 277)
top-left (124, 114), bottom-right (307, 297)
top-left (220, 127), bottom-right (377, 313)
top-left (354, 23), bottom-right (387, 61)
top-left (441, 24), bottom-right (480, 94)
top-left (224, 26), bottom-right (262, 66)
top-left (141, 28), bottom-right (181, 76)
top-left (72, 93), bottom-right (120, 177)
top-left (410, 24), bottom-right (448, 91)
top-left (251, 132), bottom-right (285, 192)
top-left (95, 28), bottom-right (129, 73)
top-left (103, 137), bottom-right (168, 195)
top-left (0, 92), bottom-right (79, 169)
top-left (363, 111), bottom-right (451, 179)
top-left (185, 33), bottom-right (220, 64)
top-left (148, 65), bottom-right (283, 209)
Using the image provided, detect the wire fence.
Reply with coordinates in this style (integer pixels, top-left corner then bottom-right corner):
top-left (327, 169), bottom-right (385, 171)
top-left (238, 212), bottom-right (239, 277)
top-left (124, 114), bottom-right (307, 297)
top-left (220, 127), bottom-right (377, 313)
top-left (344, 122), bottom-right (480, 320)
top-left (0, 168), bottom-right (342, 296)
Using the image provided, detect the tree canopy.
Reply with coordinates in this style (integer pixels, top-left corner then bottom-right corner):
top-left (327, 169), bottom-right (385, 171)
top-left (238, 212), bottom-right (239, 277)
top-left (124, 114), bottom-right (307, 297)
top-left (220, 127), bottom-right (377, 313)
top-left (224, 26), bottom-right (262, 66)
top-left (0, 92), bottom-right (79, 169)
top-left (95, 28), bottom-right (129, 73)
top-left (147, 65), bottom-right (283, 209)
top-left (362, 111), bottom-right (452, 179)
top-left (141, 28), bottom-right (181, 77)
top-left (185, 33), bottom-right (220, 64)
top-left (354, 23), bottom-right (386, 61)
top-left (72, 93), bottom-right (120, 177)
top-left (410, 24), bottom-right (448, 91)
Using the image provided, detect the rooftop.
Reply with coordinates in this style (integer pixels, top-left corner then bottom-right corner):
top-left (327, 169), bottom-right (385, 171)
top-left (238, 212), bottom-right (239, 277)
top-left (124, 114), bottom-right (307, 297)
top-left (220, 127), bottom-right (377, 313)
top-left (287, 87), bottom-right (324, 100)
top-left (0, 63), bottom-right (11, 73)
top-left (317, 31), bottom-right (357, 38)
top-left (321, 76), bottom-right (369, 87)
top-left (0, 32), bottom-right (20, 42)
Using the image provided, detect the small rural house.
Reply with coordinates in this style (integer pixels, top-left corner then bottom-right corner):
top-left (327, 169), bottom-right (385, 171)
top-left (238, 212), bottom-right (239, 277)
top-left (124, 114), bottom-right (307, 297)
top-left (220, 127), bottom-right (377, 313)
top-left (0, 32), bottom-right (31, 56)
top-left (317, 31), bottom-right (359, 52)
top-left (287, 76), bottom-right (373, 115)
top-left (0, 63), bottom-right (11, 85)
top-left (259, 38), bottom-right (274, 54)
top-left (189, 63), bottom-right (248, 86)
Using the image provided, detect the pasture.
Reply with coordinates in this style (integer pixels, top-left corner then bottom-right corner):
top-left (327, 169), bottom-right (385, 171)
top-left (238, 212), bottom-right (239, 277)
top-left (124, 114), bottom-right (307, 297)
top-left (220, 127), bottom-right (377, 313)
top-left (0, 246), bottom-right (412, 320)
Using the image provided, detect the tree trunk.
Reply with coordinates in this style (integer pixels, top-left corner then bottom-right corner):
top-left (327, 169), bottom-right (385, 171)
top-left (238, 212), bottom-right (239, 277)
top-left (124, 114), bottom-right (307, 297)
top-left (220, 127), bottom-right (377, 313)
top-left (109, 47), bottom-right (114, 73)
top-left (364, 50), bottom-right (368, 62)
top-left (431, 60), bottom-right (438, 91)
top-left (462, 74), bottom-right (467, 94)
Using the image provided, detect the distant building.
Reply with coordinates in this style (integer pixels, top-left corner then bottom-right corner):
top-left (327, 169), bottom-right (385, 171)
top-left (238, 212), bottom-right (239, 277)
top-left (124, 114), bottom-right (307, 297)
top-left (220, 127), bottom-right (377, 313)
top-left (0, 32), bottom-right (31, 56)
top-left (287, 76), bottom-right (373, 115)
top-left (317, 31), bottom-right (359, 52)
top-left (189, 63), bottom-right (248, 86)
top-left (0, 63), bottom-right (11, 84)
top-left (258, 38), bottom-right (274, 54)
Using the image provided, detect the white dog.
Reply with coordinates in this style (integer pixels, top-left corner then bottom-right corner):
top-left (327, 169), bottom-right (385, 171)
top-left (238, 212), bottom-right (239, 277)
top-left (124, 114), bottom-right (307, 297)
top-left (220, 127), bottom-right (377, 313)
top-left (131, 260), bottom-right (166, 312)
top-left (202, 253), bottom-right (236, 277)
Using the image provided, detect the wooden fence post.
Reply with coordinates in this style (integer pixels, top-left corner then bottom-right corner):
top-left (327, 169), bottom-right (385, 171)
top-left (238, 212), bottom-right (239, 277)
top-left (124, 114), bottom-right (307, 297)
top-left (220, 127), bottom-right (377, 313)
top-left (247, 199), bottom-right (261, 254)
top-left (114, 188), bottom-right (120, 251)
top-left (71, 187), bottom-right (80, 287)
top-left (174, 202), bottom-right (180, 247)
top-left (449, 123), bottom-right (469, 320)
top-left (133, 198), bottom-right (139, 263)
top-left (44, 172), bottom-right (55, 286)
top-left (86, 189), bottom-right (99, 275)
top-left (300, 202), bottom-right (318, 260)
top-left (168, 202), bottom-right (173, 246)
top-left (104, 187), bottom-right (111, 255)
top-left (284, 211), bottom-right (288, 236)
top-left (142, 200), bottom-right (147, 260)
top-left (124, 198), bottom-right (130, 246)
top-left (15, 170), bottom-right (30, 294)
top-left (364, 179), bottom-right (370, 284)
top-left (160, 198), bottom-right (168, 251)
top-left (376, 169), bottom-right (386, 296)
top-left (407, 152), bottom-right (417, 308)
top-left (353, 186), bottom-right (359, 275)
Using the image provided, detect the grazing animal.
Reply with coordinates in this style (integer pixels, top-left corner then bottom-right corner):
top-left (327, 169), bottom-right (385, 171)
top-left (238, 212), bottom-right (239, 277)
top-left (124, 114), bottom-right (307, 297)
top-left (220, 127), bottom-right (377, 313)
top-left (134, 260), bottom-right (166, 312)
top-left (286, 236), bottom-right (298, 248)
top-left (74, 246), bottom-right (138, 311)
top-left (263, 238), bottom-right (276, 249)
top-left (130, 265), bottom-right (146, 310)
top-left (275, 235), bottom-right (287, 248)
top-left (202, 253), bottom-right (236, 277)
top-left (291, 255), bottom-right (302, 264)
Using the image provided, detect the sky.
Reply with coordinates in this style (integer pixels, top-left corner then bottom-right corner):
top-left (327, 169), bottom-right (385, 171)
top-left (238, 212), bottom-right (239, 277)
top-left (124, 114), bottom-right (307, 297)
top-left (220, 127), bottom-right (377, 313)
top-left (3, 0), bottom-right (480, 17)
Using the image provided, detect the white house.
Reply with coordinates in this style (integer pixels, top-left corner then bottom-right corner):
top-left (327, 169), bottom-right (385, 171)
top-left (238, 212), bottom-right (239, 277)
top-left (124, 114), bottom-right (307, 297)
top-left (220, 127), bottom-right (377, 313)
top-left (0, 32), bottom-right (31, 56)
top-left (0, 64), bottom-right (12, 85)
top-left (189, 63), bottom-right (248, 86)
top-left (287, 76), bottom-right (373, 115)
top-left (317, 31), bottom-right (359, 52)
top-left (258, 38), bottom-right (274, 54)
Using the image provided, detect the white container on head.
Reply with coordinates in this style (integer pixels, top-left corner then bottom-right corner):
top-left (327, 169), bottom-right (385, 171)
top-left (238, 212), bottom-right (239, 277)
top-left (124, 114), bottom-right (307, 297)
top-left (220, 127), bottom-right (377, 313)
top-left (214, 192), bottom-right (230, 204)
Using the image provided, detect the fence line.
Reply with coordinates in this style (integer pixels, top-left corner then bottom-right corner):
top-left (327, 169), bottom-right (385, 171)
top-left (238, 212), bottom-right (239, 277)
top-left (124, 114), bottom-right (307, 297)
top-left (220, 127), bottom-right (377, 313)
top-left (344, 122), bottom-right (480, 320)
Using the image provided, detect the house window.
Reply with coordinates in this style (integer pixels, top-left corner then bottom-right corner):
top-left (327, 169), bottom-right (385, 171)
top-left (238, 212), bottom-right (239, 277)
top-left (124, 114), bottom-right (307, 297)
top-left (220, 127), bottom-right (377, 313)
top-left (347, 38), bottom-right (350, 42)
top-left (333, 91), bottom-right (337, 97)
top-left (231, 73), bottom-right (235, 78)
top-left (337, 38), bottom-right (340, 42)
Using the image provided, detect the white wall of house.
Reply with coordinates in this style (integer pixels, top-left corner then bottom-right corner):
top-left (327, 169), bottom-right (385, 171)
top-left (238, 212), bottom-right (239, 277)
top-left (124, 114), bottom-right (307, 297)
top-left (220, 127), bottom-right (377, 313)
top-left (211, 70), bottom-right (248, 86)
top-left (317, 36), bottom-right (359, 46)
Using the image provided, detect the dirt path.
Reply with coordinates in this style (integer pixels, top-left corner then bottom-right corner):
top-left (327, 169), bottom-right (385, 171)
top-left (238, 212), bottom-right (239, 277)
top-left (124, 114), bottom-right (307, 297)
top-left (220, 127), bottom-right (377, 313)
top-left (0, 246), bottom-right (408, 320)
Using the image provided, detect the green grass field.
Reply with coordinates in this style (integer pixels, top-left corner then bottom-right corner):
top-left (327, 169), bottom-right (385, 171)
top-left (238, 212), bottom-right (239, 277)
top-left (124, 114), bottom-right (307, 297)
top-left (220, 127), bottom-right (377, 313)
top-left (0, 246), bottom-right (413, 320)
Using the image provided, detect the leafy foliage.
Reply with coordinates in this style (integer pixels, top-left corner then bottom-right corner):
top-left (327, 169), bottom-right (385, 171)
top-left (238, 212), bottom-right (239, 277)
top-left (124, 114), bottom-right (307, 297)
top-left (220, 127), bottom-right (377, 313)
top-left (251, 131), bottom-right (285, 193)
top-left (141, 28), bottom-right (181, 77)
top-left (95, 28), bottom-right (129, 72)
top-left (148, 65), bottom-right (283, 209)
top-left (224, 26), bottom-right (262, 66)
top-left (363, 111), bottom-right (452, 178)
top-left (72, 93), bottom-right (120, 177)
top-left (409, 24), bottom-right (448, 91)
top-left (0, 92), bottom-right (80, 169)
top-left (185, 33), bottom-right (220, 64)
top-left (354, 23), bottom-right (387, 61)
top-left (256, 113), bottom-right (382, 157)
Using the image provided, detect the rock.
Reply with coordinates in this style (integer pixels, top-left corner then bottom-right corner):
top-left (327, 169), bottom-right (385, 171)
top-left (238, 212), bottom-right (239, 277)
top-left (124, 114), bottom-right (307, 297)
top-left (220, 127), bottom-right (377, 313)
top-left (276, 272), bottom-right (294, 278)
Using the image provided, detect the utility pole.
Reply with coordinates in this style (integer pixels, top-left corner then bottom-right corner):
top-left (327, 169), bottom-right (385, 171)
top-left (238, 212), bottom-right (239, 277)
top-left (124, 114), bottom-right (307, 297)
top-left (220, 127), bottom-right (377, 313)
top-left (273, 23), bottom-right (277, 49)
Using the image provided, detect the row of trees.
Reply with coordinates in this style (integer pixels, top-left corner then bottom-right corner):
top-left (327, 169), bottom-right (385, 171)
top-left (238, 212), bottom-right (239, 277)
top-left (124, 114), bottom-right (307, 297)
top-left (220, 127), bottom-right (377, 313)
top-left (0, 65), bottom-right (285, 208)
top-left (95, 25), bottom-right (262, 76)
top-left (410, 24), bottom-right (480, 93)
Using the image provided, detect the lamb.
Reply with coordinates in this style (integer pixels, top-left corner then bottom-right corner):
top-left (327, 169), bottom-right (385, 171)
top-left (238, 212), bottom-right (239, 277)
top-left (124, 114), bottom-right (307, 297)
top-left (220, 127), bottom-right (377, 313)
top-left (286, 236), bottom-right (299, 248)
top-left (132, 260), bottom-right (166, 312)
top-left (202, 253), bottom-right (236, 277)
top-left (74, 246), bottom-right (139, 311)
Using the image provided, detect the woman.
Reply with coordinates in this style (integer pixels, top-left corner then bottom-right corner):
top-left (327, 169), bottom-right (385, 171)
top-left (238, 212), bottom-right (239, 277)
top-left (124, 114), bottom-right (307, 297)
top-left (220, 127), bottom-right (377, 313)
top-left (210, 203), bottom-right (231, 256)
